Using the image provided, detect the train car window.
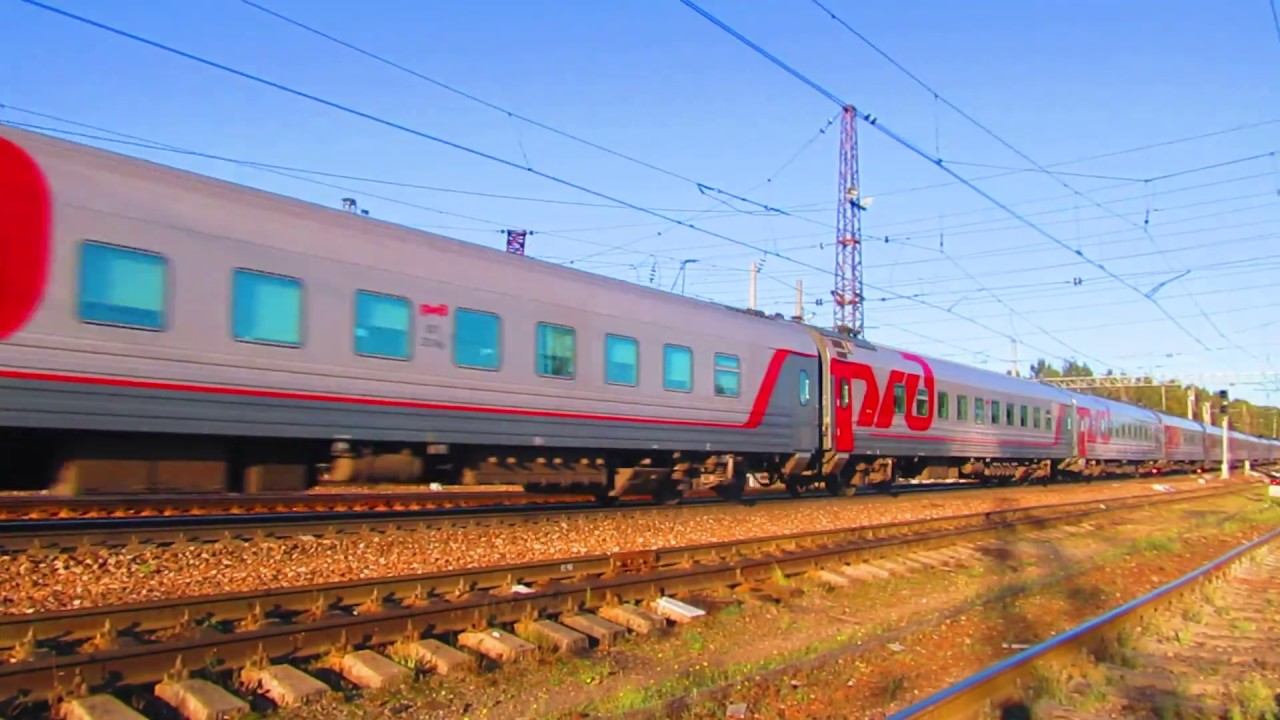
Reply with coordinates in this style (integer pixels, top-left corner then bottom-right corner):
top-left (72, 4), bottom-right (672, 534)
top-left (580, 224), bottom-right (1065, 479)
top-left (1020, 405), bottom-right (1028, 427)
top-left (957, 395), bottom-right (969, 421)
top-left (1033, 407), bottom-right (1041, 429)
top-left (839, 378), bottom-right (850, 408)
top-left (604, 334), bottom-right (639, 386)
top-left (454, 308), bottom-right (501, 371)
top-left (914, 388), bottom-right (928, 417)
top-left (1045, 410), bottom-right (1053, 432)
top-left (78, 240), bottom-right (168, 331)
top-left (536, 322), bottom-right (576, 379)
top-left (1065, 414), bottom-right (1073, 431)
top-left (663, 344), bottom-right (693, 392)
top-left (713, 353), bottom-right (741, 397)
top-left (893, 383), bottom-right (906, 414)
top-left (798, 370), bottom-right (811, 406)
top-left (1005, 403), bottom-right (1015, 426)
top-left (231, 268), bottom-right (303, 347)
top-left (938, 391), bottom-right (950, 420)
top-left (353, 290), bottom-right (412, 361)
top-left (991, 400), bottom-right (1001, 425)
top-left (974, 398), bottom-right (985, 424)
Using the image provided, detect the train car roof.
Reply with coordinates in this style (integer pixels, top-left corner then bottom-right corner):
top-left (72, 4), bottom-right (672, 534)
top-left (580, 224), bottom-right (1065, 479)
top-left (3, 125), bottom-right (817, 350)
top-left (810, 329), bottom-right (1075, 400)
top-left (1158, 413), bottom-right (1208, 431)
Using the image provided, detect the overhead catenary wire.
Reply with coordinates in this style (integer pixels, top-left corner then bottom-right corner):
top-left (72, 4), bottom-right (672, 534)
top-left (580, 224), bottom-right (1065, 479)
top-left (0, 109), bottom-right (856, 308)
top-left (769, 3), bottom-right (1273, 361)
top-left (14, 0), bottom-right (1108, 368)
top-left (1270, 0), bottom-right (1280, 48)
top-left (677, 0), bottom-right (1236, 353)
top-left (579, 164), bottom-right (1279, 266)
top-left (0, 115), bottom-right (754, 268)
top-left (807, 0), bottom-right (1218, 238)
top-left (864, 118), bottom-right (1280, 200)
top-left (15, 0), bottom-right (832, 267)
top-left (233, 0), bottom-right (835, 233)
top-left (0, 104), bottom-right (788, 217)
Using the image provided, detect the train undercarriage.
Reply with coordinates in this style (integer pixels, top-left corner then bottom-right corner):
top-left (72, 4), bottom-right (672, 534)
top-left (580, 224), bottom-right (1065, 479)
top-left (0, 428), bottom-right (772, 502)
top-left (0, 428), bottom-right (1267, 499)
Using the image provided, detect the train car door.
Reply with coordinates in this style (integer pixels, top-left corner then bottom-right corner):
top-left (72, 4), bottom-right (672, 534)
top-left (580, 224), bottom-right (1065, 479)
top-left (829, 360), bottom-right (856, 453)
top-left (1071, 399), bottom-right (1087, 458)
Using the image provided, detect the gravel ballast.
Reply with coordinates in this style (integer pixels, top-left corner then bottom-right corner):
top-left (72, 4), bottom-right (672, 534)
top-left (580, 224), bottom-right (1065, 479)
top-left (0, 475), bottom-right (1248, 614)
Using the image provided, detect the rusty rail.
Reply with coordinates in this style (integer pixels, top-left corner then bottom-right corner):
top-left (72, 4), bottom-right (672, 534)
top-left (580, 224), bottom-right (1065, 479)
top-left (0, 482), bottom-right (1249, 714)
top-left (0, 487), bottom-right (579, 520)
top-left (0, 480), bottom-right (1035, 554)
top-left (888, 520), bottom-right (1280, 719)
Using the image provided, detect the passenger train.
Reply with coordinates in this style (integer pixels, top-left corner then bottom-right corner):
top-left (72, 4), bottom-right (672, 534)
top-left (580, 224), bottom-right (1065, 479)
top-left (2, 125), bottom-right (1277, 500)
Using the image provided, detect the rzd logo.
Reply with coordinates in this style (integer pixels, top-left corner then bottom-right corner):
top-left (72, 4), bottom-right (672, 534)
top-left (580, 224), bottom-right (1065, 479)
top-left (833, 352), bottom-right (936, 433)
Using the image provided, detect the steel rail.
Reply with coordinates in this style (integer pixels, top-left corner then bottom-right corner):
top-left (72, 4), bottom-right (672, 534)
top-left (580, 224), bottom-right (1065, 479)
top-left (0, 488), bottom-right (578, 520)
top-left (0, 483), bottom-right (1248, 712)
top-left (0, 468), bottom-right (1213, 523)
top-left (0, 480), bottom-right (1004, 554)
top-left (888, 521), bottom-right (1280, 719)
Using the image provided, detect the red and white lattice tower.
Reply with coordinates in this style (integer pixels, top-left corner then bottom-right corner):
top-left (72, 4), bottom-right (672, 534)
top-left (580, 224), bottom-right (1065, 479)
top-left (833, 104), bottom-right (863, 336)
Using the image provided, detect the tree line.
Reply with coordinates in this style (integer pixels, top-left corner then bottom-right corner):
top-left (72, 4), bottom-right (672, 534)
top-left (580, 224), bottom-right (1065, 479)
top-left (1026, 359), bottom-right (1279, 439)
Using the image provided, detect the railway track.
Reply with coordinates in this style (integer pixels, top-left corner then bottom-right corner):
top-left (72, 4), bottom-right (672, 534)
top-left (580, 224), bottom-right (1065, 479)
top-left (0, 473), bottom-right (1225, 555)
top-left (0, 486), bottom-right (586, 521)
top-left (0, 479), bottom-right (1033, 555)
top-left (0, 482), bottom-right (1250, 719)
top-left (891, 519), bottom-right (1280, 719)
top-left (1, 468), bottom-right (1225, 523)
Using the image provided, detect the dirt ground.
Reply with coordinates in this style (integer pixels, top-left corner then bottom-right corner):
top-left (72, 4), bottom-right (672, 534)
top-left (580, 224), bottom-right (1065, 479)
top-left (261, 488), bottom-right (1279, 720)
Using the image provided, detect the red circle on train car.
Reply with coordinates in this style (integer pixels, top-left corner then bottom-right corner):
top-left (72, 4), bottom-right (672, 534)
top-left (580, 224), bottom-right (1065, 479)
top-left (0, 135), bottom-right (51, 340)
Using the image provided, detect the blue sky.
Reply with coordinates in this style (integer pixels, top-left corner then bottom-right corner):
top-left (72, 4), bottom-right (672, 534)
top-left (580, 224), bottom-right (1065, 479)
top-left (4, 0), bottom-right (1279, 404)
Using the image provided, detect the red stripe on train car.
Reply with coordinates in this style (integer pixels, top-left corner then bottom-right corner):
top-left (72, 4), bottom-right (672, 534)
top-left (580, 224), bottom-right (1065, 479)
top-left (0, 137), bottom-right (52, 340)
top-left (0, 348), bottom-right (817, 429)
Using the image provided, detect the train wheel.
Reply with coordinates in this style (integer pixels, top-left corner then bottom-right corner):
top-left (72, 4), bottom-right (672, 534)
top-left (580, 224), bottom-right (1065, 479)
top-left (826, 474), bottom-right (857, 497)
top-left (653, 481), bottom-right (685, 506)
top-left (713, 456), bottom-right (748, 503)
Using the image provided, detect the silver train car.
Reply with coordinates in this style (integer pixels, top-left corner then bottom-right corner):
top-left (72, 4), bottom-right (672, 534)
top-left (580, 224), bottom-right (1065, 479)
top-left (1, 125), bottom-right (1276, 499)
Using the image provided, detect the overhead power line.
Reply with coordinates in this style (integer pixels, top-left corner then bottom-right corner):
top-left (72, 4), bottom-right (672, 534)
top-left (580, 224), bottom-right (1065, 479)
top-left (802, 0), bottom-right (1250, 357)
top-left (870, 118), bottom-right (1280, 199)
top-left (1270, 0), bottom-right (1280, 48)
top-left (794, 2), bottom-right (1268, 361)
top-left (17, 0), bottom-right (817, 266)
top-left (676, 0), bottom-right (1219, 353)
top-left (233, 0), bottom-right (832, 233)
top-left (0, 104), bottom-right (788, 217)
top-left (15, 0), bottom-right (1104, 367)
top-left (809, 0), bottom-right (1153, 226)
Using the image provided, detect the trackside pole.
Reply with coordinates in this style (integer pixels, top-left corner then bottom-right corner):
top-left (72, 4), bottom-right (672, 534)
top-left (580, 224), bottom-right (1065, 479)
top-left (1221, 416), bottom-right (1230, 480)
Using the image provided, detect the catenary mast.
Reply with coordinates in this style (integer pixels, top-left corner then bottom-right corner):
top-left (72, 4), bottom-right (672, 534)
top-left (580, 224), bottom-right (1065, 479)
top-left (833, 105), bottom-right (863, 336)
